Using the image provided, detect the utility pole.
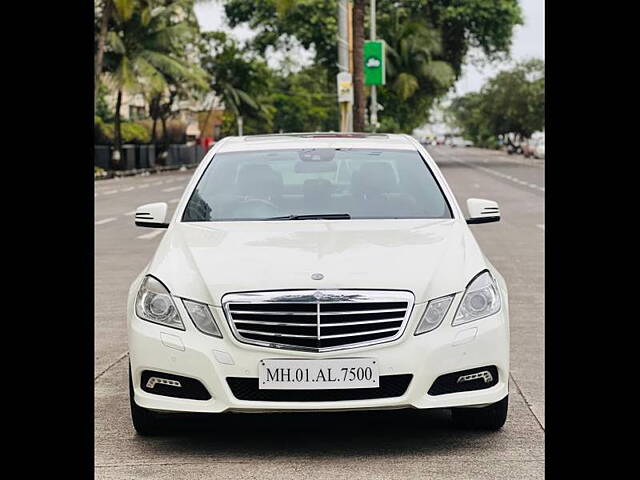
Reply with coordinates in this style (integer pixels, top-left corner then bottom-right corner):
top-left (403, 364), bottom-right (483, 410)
top-left (337, 0), bottom-right (353, 132)
top-left (369, 0), bottom-right (377, 131)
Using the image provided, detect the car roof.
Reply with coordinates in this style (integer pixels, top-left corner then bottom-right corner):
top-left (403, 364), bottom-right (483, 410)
top-left (216, 133), bottom-right (418, 153)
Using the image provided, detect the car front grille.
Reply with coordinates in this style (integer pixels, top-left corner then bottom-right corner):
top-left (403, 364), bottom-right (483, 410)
top-left (223, 290), bottom-right (415, 352)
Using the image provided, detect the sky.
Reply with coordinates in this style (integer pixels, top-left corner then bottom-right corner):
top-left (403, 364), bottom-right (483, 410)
top-left (194, 0), bottom-right (545, 95)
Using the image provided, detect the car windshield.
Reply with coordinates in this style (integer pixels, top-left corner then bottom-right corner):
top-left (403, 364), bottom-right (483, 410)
top-left (182, 148), bottom-right (452, 221)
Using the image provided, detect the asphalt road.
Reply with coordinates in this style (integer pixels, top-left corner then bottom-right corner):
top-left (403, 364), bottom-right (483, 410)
top-left (94, 146), bottom-right (544, 479)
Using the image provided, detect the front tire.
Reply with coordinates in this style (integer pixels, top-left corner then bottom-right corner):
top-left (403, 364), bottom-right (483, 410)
top-left (451, 395), bottom-right (508, 430)
top-left (129, 366), bottom-right (164, 436)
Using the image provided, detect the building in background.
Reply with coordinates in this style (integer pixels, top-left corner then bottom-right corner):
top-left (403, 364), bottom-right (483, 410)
top-left (101, 80), bottom-right (225, 144)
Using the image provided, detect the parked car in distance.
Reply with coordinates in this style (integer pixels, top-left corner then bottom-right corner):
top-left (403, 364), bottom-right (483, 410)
top-left (449, 136), bottom-right (466, 147)
top-left (128, 133), bottom-right (509, 435)
top-left (523, 134), bottom-right (545, 159)
top-left (534, 139), bottom-right (545, 159)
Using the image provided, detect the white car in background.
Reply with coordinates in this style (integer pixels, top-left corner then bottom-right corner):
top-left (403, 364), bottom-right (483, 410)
top-left (128, 133), bottom-right (509, 435)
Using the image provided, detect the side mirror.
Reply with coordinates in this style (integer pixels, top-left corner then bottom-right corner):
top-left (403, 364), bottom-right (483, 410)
top-left (135, 202), bottom-right (169, 228)
top-left (466, 198), bottom-right (500, 224)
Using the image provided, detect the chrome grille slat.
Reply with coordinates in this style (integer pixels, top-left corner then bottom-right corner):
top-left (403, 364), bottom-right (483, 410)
top-left (228, 310), bottom-right (318, 316)
top-left (223, 290), bottom-right (415, 352)
top-left (318, 318), bottom-right (404, 327)
top-left (319, 327), bottom-right (400, 340)
top-left (316, 308), bottom-right (406, 316)
top-left (237, 329), bottom-right (318, 339)
top-left (232, 319), bottom-right (318, 327)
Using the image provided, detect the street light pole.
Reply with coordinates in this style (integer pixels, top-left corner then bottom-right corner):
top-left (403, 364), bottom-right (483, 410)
top-left (370, 0), bottom-right (377, 132)
top-left (337, 0), bottom-right (352, 132)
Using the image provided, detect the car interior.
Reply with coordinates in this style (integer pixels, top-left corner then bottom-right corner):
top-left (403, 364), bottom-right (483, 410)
top-left (182, 150), bottom-right (452, 221)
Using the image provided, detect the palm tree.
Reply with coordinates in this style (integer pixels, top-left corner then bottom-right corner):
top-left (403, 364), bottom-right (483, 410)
top-left (384, 15), bottom-right (455, 102)
top-left (197, 32), bottom-right (267, 136)
top-left (103, 0), bottom-right (206, 166)
top-left (352, 0), bottom-right (366, 132)
top-left (94, 0), bottom-right (117, 107)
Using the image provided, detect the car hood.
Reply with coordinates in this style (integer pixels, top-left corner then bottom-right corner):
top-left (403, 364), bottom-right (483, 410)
top-left (148, 219), bottom-right (488, 306)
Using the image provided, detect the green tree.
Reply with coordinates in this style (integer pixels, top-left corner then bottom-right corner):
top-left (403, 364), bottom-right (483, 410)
top-left (95, 0), bottom-right (117, 106)
top-left (271, 65), bottom-right (339, 133)
top-left (481, 59), bottom-right (545, 140)
top-left (377, 10), bottom-right (456, 132)
top-left (448, 59), bottom-right (545, 147)
top-left (197, 32), bottom-right (272, 135)
top-left (224, 0), bottom-right (339, 77)
top-left (102, 0), bottom-right (206, 164)
top-left (222, 0), bottom-right (523, 132)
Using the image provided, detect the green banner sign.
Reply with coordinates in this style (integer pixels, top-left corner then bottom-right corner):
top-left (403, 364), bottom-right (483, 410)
top-left (364, 40), bottom-right (386, 86)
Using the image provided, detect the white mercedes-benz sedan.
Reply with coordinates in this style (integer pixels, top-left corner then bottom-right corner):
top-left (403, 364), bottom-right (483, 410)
top-left (128, 133), bottom-right (509, 435)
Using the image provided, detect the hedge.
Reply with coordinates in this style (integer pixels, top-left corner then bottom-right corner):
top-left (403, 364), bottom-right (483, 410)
top-left (95, 116), bottom-right (151, 145)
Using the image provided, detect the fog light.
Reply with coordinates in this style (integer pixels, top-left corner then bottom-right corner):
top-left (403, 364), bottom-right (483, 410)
top-left (457, 370), bottom-right (493, 384)
top-left (428, 365), bottom-right (499, 396)
top-left (145, 377), bottom-right (182, 389)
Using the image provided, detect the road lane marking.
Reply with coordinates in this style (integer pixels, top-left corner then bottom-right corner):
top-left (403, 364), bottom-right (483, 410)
top-left (121, 186), bottom-right (134, 192)
top-left (103, 190), bottom-right (118, 195)
top-left (536, 224), bottom-right (545, 230)
top-left (440, 152), bottom-right (545, 193)
top-left (162, 186), bottom-right (183, 192)
top-left (95, 217), bottom-right (117, 225)
top-left (124, 211), bottom-right (136, 216)
top-left (138, 184), bottom-right (150, 189)
top-left (137, 230), bottom-right (165, 240)
top-left (169, 198), bottom-right (180, 203)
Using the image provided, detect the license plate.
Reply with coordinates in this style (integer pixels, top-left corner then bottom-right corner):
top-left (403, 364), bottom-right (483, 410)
top-left (258, 358), bottom-right (379, 390)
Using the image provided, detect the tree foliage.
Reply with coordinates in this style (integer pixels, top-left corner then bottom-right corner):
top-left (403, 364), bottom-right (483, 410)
top-left (447, 59), bottom-right (545, 147)
top-left (222, 0), bottom-right (522, 132)
top-left (197, 31), bottom-right (271, 129)
top-left (95, 116), bottom-right (151, 144)
top-left (100, 0), bottom-right (206, 157)
top-left (94, 0), bottom-right (527, 149)
top-left (270, 65), bottom-right (339, 133)
top-left (224, 0), bottom-right (339, 76)
top-left (103, 0), bottom-right (205, 96)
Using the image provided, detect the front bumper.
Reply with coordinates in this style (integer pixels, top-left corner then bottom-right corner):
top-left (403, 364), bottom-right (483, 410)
top-left (128, 294), bottom-right (509, 413)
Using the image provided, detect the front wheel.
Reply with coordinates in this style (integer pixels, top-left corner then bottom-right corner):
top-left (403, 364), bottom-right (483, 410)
top-left (129, 365), bottom-right (164, 436)
top-left (451, 395), bottom-right (508, 430)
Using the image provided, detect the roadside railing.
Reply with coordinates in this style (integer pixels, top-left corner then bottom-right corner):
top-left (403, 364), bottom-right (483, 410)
top-left (95, 144), bottom-right (207, 172)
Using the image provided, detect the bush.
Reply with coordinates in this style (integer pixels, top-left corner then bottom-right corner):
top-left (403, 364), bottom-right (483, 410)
top-left (95, 117), bottom-right (151, 144)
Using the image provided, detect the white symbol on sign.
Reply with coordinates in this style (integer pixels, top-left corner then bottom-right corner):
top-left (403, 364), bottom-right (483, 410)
top-left (366, 57), bottom-right (381, 68)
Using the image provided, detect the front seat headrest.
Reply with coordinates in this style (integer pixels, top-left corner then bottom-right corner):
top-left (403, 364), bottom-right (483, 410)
top-left (236, 164), bottom-right (283, 199)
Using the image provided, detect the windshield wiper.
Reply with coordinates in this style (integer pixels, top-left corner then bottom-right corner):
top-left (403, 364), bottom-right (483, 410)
top-left (264, 213), bottom-right (352, 221)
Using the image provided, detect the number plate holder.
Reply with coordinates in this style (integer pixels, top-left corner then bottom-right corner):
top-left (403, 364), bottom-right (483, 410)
top-left (258, 358), bottom-right (379, 390)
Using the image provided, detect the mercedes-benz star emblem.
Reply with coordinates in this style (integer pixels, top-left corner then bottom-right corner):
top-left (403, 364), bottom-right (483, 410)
top-left (311, 273), bottom-right (324, 280)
